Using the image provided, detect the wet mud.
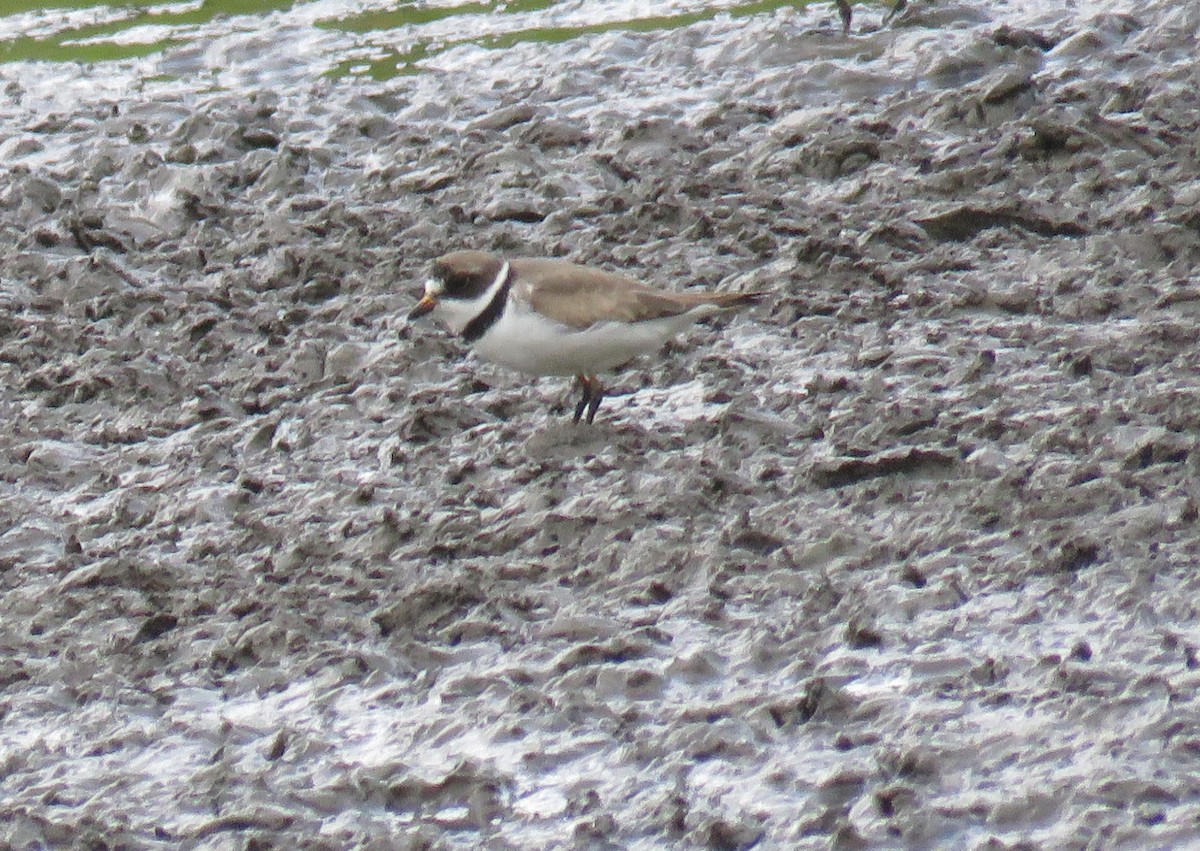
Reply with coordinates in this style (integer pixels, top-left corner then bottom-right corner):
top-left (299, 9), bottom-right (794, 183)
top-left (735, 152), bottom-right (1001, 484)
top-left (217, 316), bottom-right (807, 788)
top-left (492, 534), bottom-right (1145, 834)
top-left (2, 1), bottom-right (1200, 848)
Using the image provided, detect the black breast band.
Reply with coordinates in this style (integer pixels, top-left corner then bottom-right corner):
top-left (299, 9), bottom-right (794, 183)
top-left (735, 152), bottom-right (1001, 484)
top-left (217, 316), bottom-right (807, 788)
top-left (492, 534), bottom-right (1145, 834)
top-left (461, 264), bottom-right (513, 343)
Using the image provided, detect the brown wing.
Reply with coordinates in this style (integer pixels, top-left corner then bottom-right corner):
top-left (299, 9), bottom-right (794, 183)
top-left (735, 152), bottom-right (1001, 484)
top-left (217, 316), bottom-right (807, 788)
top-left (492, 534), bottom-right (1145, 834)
top-left (511, 257), bottom-right (758, 330)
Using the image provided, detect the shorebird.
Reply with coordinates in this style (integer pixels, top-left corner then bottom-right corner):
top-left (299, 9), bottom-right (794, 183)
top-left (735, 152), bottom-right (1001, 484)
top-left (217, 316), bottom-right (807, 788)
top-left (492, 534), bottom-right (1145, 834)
top-left (409, 250), bottom-right (762, 423)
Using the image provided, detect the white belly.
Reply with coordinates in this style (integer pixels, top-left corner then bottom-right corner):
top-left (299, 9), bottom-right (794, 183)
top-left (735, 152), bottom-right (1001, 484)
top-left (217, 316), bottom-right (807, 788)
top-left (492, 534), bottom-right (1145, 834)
top-left (470, 306), bottom-right (705, 376)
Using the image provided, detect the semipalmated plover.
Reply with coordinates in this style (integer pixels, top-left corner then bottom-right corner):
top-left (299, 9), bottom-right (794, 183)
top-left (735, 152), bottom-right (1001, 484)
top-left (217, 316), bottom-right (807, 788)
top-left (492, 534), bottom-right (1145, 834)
top-left (408, 250), bottom-right (762, 423)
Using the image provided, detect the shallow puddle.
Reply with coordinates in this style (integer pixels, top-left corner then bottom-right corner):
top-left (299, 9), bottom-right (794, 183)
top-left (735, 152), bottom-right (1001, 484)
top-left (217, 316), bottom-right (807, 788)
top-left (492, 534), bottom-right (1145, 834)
top-left (1, 0), bottom-right (838, 80)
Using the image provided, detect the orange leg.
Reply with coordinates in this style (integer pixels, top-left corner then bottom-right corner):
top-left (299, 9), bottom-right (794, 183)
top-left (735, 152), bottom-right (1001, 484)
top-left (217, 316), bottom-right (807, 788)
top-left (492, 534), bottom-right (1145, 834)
top-left (572, 375), bottom-right (605, 424)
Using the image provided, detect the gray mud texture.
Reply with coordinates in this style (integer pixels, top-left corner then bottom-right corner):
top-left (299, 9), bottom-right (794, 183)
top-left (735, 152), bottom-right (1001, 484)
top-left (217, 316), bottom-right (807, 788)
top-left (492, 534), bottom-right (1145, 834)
top-left (3, 1), bottom-right (1200, 848)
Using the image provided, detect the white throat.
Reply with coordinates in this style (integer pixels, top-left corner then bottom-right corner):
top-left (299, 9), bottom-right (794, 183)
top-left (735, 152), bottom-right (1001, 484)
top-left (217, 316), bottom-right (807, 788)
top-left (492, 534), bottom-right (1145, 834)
top-left (429, 261), bottom-right (512, 336)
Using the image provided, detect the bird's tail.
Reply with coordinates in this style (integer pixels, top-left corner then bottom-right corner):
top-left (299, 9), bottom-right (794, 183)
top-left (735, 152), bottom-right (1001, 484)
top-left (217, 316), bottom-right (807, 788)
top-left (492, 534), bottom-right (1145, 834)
top-left (705, 291), bottom-right (767, 309)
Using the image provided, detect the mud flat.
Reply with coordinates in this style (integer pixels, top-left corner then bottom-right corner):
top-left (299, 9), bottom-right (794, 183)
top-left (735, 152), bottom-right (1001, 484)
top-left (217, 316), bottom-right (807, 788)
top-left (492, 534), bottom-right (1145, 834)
top-left (2, 1), bottom-right (1200, 848)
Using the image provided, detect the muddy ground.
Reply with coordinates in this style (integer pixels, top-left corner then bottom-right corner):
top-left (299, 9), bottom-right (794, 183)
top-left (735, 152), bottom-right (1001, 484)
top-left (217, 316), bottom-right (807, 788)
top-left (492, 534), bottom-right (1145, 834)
top-left (2, 1), bottom-right (1200, 848)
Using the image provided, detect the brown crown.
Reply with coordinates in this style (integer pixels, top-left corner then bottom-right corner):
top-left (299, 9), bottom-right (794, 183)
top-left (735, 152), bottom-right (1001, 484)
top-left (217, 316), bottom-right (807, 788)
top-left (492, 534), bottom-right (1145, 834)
top-left (432, 251), bottom-right (506, 300)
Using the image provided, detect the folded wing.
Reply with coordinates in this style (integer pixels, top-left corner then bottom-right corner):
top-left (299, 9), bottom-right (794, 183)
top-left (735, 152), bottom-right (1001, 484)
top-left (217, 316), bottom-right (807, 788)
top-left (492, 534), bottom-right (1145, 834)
top-left (512, 258), bottom-right (761, 330)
